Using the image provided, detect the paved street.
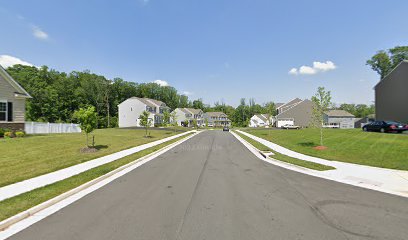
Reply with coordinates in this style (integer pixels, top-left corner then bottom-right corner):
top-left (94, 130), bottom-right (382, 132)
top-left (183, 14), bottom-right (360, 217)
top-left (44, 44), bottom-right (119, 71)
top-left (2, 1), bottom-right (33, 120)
top-left (9, 131), bottom-right (408, 240)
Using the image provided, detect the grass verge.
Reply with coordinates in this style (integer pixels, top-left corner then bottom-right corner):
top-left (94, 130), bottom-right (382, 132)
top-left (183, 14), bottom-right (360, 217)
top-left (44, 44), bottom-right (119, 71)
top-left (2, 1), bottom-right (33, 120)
top-left (0, 133), bottom-right (193, 222)
top-left (234, 131), bottom-right (335, 171)
top-left (244, 128), bottom-right (408, 170)
top-left (0, 128), bottom-right (184, 187)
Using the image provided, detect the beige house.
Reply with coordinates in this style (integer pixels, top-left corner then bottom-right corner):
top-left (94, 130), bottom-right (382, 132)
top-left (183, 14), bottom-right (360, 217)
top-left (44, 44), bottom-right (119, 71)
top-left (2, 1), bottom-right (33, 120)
top-left (172, 108), bottom-right (204, 127)
top-left (203, 112), bottom-right (231, 127)
top-left (0, 65), bottom-right (31, 130)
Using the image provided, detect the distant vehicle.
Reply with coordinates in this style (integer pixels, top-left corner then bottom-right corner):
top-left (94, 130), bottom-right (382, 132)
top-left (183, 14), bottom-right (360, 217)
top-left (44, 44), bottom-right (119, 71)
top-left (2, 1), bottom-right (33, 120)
top-left (207, 123), bottom-right (214, 127)
top-left (362, 121), bottom-right (408, 133)
top-left (223, 126), bottom-right (229, 131)
top-left (281, 124), bottom-right (300, 130)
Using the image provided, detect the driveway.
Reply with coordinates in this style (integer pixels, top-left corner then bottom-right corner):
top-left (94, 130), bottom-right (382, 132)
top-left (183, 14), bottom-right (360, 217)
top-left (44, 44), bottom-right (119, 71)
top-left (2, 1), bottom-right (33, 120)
top-left (9, 131), bottom-right (408, 240)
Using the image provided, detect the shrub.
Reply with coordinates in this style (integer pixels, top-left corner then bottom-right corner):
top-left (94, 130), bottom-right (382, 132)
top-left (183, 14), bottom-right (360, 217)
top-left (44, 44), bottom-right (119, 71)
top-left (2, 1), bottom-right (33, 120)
top-left (15, 131), bottom-right (25, 138)
top-left (0, 128), bottom-right (4, 137)
top-left (4, 131), bottom-right (14, 138)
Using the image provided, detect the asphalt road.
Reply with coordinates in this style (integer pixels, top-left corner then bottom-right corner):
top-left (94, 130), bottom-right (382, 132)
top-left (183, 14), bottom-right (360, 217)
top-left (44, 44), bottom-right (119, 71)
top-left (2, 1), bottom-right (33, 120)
top-left (10, 131), bottom-right (408, 240)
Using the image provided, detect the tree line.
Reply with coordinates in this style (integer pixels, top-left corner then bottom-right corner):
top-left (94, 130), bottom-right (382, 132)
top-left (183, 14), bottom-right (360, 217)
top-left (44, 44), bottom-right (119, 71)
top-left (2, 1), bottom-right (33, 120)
top-left (6, 60), bottom-right (383, 128)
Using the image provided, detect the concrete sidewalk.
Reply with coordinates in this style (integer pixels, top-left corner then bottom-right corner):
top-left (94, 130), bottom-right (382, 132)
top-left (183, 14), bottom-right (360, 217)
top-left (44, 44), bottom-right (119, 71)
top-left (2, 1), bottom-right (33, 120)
top-left (0, 131), bottom-right (196, 202)
top-left (236, 130), bottom-right (408, 198)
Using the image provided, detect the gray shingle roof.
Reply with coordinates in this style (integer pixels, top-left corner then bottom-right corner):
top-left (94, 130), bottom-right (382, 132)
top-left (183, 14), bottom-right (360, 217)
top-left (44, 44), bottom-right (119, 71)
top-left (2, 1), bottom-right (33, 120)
top-left (325, 110), bottom-right (355, 117)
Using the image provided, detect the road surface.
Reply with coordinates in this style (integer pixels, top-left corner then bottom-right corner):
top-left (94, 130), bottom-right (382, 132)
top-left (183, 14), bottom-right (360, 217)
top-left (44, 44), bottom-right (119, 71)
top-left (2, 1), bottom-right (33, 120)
top-left (9, 131), bottom-right (408, 240)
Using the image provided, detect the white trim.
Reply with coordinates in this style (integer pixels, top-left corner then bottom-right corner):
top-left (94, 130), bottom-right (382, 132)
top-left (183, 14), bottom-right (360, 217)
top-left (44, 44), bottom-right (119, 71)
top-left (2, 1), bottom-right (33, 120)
top-left (0, 66), bottom-right (31, 98)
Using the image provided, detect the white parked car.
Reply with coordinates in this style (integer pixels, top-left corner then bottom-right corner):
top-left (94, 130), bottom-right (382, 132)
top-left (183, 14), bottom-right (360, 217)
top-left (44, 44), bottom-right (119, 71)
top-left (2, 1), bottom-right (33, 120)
top-left (281, 124), bottom-right (300, 130)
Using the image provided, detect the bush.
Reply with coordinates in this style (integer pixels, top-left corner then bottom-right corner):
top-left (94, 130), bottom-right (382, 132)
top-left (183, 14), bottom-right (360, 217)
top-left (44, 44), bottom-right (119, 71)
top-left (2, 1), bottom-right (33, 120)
top-left (15, 131), bottom-right (25, 138)
top-left (0, 128), bottom-right (4, 137)
top-left (4, 131), bottom-right (14, 138)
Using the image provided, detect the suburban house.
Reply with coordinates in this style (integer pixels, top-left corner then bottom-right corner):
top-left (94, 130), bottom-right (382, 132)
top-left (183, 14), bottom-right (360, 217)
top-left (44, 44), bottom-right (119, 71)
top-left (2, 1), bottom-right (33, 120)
top-left (118, 97), bottom-right (170, 128)
top-left (375, 60), bottom-right (408, 123)
top-left (274, 98), bottom-right (313, 127)
top-left (172, 108), bottom-right (204, 127)
top-left (203, 112), bottom-right (231, 127)
top-left (0, 65), bottom-right (31, 131)
top-left (354, 114), bottom-right (375, 128)
top-left (323, 110), bottom-right (355, 129)
top-left (249, 114), bottom-right (272, 128)
top-left (276, 98), bottom-right (303, 115)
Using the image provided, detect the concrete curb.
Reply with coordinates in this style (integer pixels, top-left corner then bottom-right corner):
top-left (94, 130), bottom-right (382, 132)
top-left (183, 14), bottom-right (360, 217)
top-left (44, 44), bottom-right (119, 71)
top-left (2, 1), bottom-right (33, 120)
top-left (0, 131), bottom-right (200, 234)
top-left (231, 131), bottom-right (408, 198)
top-left (0, 130), bottom-right (195, 202)
top-left (231, 131), bottom-right (320, 173)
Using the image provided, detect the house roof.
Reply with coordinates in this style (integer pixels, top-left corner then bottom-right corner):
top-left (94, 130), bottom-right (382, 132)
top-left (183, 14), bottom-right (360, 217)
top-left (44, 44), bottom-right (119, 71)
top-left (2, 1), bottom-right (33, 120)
top-left (125, 97), bottom-right (166, 108)
top-left (206, 112), bottom-right (227, 117)
top-left (325, 110), bottom-right (355, 117)
top-left (179, 108), bottom-right (202, 115)
top-left (255, 114), bottom-right (271, 122)
top-left (0, 65), bottom-right (32, 98)
top-left (277, 98), bottom-right (303, 110)
top-left (275, 103), bottom-right (285, 108)
top-left (275, 99), bottom-right (311, 118)
top-left (374, 60), bottom-right (408, 89)
top-left (146, 98), bottom-right (166, 107)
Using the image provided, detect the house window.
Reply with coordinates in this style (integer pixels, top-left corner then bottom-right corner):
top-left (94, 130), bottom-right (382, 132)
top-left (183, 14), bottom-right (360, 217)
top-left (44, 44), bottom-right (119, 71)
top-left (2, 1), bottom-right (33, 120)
top-left (0, 102), bottom-right (7, 121)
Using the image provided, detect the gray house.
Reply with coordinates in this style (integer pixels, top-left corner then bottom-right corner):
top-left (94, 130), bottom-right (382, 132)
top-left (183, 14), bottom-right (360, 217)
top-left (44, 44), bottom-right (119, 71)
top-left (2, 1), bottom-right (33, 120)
top-left (375, 60), bottom-right (408, 123)
top-left (274, 99), bottom-right (313, 127)
top-left (324, 110), bottom-right (355, 129)
top-left (0, 65), bottom-right (31, 131)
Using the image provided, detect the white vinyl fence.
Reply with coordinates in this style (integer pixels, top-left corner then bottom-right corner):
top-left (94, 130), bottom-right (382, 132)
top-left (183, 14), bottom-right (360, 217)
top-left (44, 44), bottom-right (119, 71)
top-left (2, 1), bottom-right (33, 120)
top-left (25, 122), bottom-right (81, 134)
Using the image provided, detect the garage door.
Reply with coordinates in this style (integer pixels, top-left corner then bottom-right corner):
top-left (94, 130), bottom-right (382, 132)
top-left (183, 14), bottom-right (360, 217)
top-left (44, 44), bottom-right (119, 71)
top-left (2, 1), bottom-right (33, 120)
top-left (276, 119), bottom-right (294, 127)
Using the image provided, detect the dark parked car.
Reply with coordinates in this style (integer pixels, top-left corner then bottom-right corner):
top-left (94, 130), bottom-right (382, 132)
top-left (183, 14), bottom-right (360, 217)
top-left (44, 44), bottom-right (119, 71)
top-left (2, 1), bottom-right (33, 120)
top-left (362, 121), bottom-right (408, 133)
top-left (223, 126), bottom-right (229, 132)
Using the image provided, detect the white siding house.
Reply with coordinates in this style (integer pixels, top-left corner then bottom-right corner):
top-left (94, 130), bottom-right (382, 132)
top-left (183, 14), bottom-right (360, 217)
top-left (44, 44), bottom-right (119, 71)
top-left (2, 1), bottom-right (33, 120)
top-left (118, 97), bottom-right (169, 128)
top-left (249, 114), bottom-right (272, 127)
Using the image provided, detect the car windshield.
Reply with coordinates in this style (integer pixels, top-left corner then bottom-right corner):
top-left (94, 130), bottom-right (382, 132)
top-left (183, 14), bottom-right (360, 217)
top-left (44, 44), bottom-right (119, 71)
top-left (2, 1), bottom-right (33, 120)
top-left (385, 121), bottom-right (401, 125)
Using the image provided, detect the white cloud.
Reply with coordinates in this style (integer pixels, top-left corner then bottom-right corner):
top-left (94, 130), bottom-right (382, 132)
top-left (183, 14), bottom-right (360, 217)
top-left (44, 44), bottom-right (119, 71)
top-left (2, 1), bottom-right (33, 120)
top-left (288, 68), bottom-right (298, 75)
top-left (32, 25), bottom-right (49, 40)
top-left (299, 66), bottom-right (317, 75)
top-left (313, 61), bottom-right (336, 72)
top-left (0, 55), bottom-right (34, 68)
top-left (289, 61), bottom-right (337, 76)
top-left (152, 79), bottom-right (169, 86)
top-left (182, 91), bottom-right (193, 96)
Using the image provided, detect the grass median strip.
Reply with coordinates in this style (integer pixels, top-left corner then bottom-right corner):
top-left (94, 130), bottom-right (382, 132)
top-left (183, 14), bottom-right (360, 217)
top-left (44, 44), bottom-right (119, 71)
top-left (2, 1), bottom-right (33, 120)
top-left (234, 131), bottom-right (335, 171)
top-left (0, 128), bottom-right (185, 187)
top-left (0, 132), bottom-right (193, 222)
top-left (244, 128), bottom-right (408, 170)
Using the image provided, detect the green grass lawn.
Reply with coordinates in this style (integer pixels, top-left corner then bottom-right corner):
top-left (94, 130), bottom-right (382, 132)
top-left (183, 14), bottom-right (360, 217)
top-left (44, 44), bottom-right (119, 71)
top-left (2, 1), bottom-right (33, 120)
top-left (0, 128), bottom-right (184, 187)
top-left (0, 133), bottom-right (192, 222)
top-left (243, 128), bottom-right (408, 170)
top-left (234, 131), bottom-right (334, 171)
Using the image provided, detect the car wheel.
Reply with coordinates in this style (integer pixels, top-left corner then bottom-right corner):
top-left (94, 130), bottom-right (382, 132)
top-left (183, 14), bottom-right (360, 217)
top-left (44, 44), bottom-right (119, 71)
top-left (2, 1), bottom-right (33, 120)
top-left (380, 128), bottom-right (385, 133)
top-left (363, 127), bottom-right (367, 132)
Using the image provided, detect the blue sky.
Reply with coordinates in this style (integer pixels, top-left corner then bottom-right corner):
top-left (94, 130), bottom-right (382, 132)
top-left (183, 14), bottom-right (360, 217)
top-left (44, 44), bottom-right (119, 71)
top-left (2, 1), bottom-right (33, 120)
top-left (1, 0), bottom-right (407, 106)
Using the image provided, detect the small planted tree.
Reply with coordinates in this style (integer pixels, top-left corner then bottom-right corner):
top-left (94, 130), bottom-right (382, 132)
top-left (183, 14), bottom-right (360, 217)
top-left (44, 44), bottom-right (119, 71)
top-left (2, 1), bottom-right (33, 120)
top-left (311, 87), bottom-right (332, 147)
top-left (73, 106), bottom-right (98, 148)
top-left (163, 111), bottom-right (170, 126)
top-left (139, 110), bottom-right (152, 137)
top-left (170, 111), bottom-right (178, 132)
top-left (192, 119), bottom-right (198, 129)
